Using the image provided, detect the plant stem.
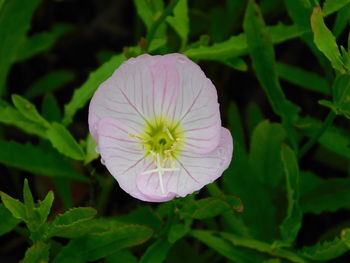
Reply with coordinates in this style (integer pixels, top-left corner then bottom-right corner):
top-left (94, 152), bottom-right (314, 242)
top-left (298, 111), bottom-right (336, 159)
top-left (145, 0), bottom-right (180, 51)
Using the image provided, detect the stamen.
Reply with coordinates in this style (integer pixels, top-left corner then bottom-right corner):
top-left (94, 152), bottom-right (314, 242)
top-left (164, 126), bottom-right (174, 141)
top-left (128, 133), bottom-right (146, 141)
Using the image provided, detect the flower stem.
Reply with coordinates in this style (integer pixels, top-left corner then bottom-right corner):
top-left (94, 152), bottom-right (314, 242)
top-left (145, 0), bottom-right (180, 51)
top-left (298, 111), bottom-right (336, 159)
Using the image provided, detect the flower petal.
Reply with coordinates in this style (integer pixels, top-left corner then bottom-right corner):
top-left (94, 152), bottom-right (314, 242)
top-left (136, 127), bottom-right (233, 200)
top-left (89, 53), bottom-right (221, 153)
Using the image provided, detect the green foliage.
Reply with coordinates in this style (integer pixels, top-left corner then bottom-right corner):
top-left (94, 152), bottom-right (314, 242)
top-left (1, 0), bottom-right (350, 262)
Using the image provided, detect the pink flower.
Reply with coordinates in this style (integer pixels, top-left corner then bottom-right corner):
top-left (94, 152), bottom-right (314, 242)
top-left (88, 53), bottom-right (233, 202)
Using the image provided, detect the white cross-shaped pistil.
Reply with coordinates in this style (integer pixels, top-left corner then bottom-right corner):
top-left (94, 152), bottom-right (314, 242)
top-left (142, 153), bottom-right (179, 195)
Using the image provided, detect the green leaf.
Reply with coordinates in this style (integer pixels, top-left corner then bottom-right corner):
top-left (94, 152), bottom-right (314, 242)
top-left (227, 103), bottom-right (246, 152)
top-left (46, 207), bottom-right (97, 238)
top-left (0, 204), bottom-right (21, 235)
top-left (42, 94), bottom-right (61, 122)
top-left (53, 225), bottom-right (153, 263)
top-left (300, 172), bottom-right (350, 213)
top-left (166, 0), bottom-right (189, 48)
top-left (0, 191), bottom-right (27, 221)
top-left (311, 7), bottom-right (345, 73)
top-left (190, 230), bottom-right (267, 263)
top-left (219, 57), bottom-right (248, 71)
top-left (23, 179), bottom-right (35, 210)
top-left (20, 241), bottom-right (50, 263)
top-left (47, 122), bottom-right (85, 160)
top-left (333, 3), bottom-right (350, 38)
top-left (276, 62), bottom-right (330, 95)
top-left (184, 23), bottom-right (305, 61)
top-left (84, 134), bottom-right (99, 165)
top-left (37, 191), bottom-right (54, 223)
top-left (11, 94), bottom-right (50, 128)
top-left (221, 232), bottom-right (308, 263)
top-left (139, 239), bottom-right (172, 263)
top-left (275, 145), bottom-right (302, 247)
top-left (246, 102), bottom-right (264, 136)
top-left (323, 0), bottom-right (350, 16)
top-left (0, 102), bottom-right (47, 138)
top-left (298, 229), bottom-right (350, 261)
top-left (63, 53), bottom-right (126, 125)
top-left (24, 70), bottom-right (74, 100)
top-left (250, 120), bottom-right (286, 187)
top-left (332, 74), bottom-right (350, 118)
top-left (168, 224), bottom-right (189, 243)
top-left (243, 1), bottom-right (300, 122)
top-left (283, 0), bottom-right (312, 30)
top-left (0, 0), bottom-right (42, 96)
top-left (133, 0), bottom-right (162, 31)
top-left (0, 139), bottom-right (88, 182)
top-left (181, 195), bottom-right (243, 220)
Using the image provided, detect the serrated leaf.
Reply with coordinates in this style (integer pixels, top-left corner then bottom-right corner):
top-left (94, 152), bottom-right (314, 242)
top-left (275, 145), bottom-right (302, 247)
top-left (298, 229), bottom-right (350, 260)
top-left (23, 179), bottom-right (35, 210)
top-left (20, 241), bottom-right (50, 263)
top-left (46, 207), bottom-right (96, 238)
top-left (0, 0), bottom-right (42, 96)
top-left (24, 70), bottom-right (74, 100)
top-left (47, 122), bottom-right (85, 160)
top-left (0, 102), bottom-right (47, 138)
top-left (276, 62), bottom-right (330, 95)
top-left (0, 204), bottom-right (21, 235)
top-left (323, 0), bottom-right (350, 16)
top-left (166, 0), bottom-right (189, 47)
top-left (243, 2), bottom-right (300, 122)
top-left (0, 191), bottom-right (26, 221)
top-left (139, 239), bottom-right (172, 263)
top-left (311, 7), bottom-right (345, 73)
top-left (0, 139), bottom-right (88, 182)
top-left (12, 94), bottom-right (50, 128)
top-left (53, 225), bottom-right (153, 263)
top-left (63, 53), bottom-right (125, 125)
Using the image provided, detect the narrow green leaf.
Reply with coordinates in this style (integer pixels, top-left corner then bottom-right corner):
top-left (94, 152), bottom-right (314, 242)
top-left (63, 53), bottom-right (125, 125)
top-left (168, 224), bottom-right (189, 243)
top-left (139, 239), bottom-right (172, 263)
top-left (23, 179), bottom-right (35, 210)
top-left (37, 191), bottom-right (54, 223)
top-left (46, 207), bottom-right (96, 238)
top-left (298, 229), bottom-right (350, 260)
top-left (166, 0), bottom-right (189, 47)
top-left (220, 57), bottom-right (248, 71)
top-left (246, 102), bottom-right (264, 136)
top-left (184, 23), bottom-right (305, 61)
top-left (283, 0), bottom-right (312, 29)
top-left (0, 204), bottom-right (21, 235)
top-left (323, 0), bottom-right (350, 16)
top-left (276, 62), bottom-right (330, 95)
top-left (311, 7), bottom-right (345, 73)
top-left (0, 102), bottom-right (47, 138)
top-left (84, 134), bottom-right (99, 165)
top-left (190, 230), bottom-right (267, 263)
top-left (0, 191), bottom-right (27, 221)
top-left (24, 70), bottom-right (74, 100)
top-left (332, 74), bottom-right (350, 118)
top-left (243, 1), bottom-right (300, 122)
top-left (53, 225), bottom-right (153, 263)
top-left (133, 0), bottom-right (158, 31)
top-left (42, 94), bottom-right (61, 122)
top-left (250, 120), bottom-right (286, 187)
top-left (333, 3), bottom-right (350, 38)
top-left (12, 94), bottom-right (50, 128)
top-left (20, 241), bottom-right (50, 263)
top-left (221, 232), bottom-right (308, 263)
top-left (300, 172), bottom-right (350, 213)
top-left (0, 0), bottom-right (42, 96)
top-left (47, 122), bottom-right (85, 160)
top-left (0, 139), bottom-right (88, 182)
top-left (227, 103), bottom-right (246, 152)
top-left (275, 145), bottom-right (302, 247)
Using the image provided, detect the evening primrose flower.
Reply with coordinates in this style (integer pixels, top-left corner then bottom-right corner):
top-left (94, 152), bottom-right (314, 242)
top-left (88, 53), bottom-right (233, 202)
